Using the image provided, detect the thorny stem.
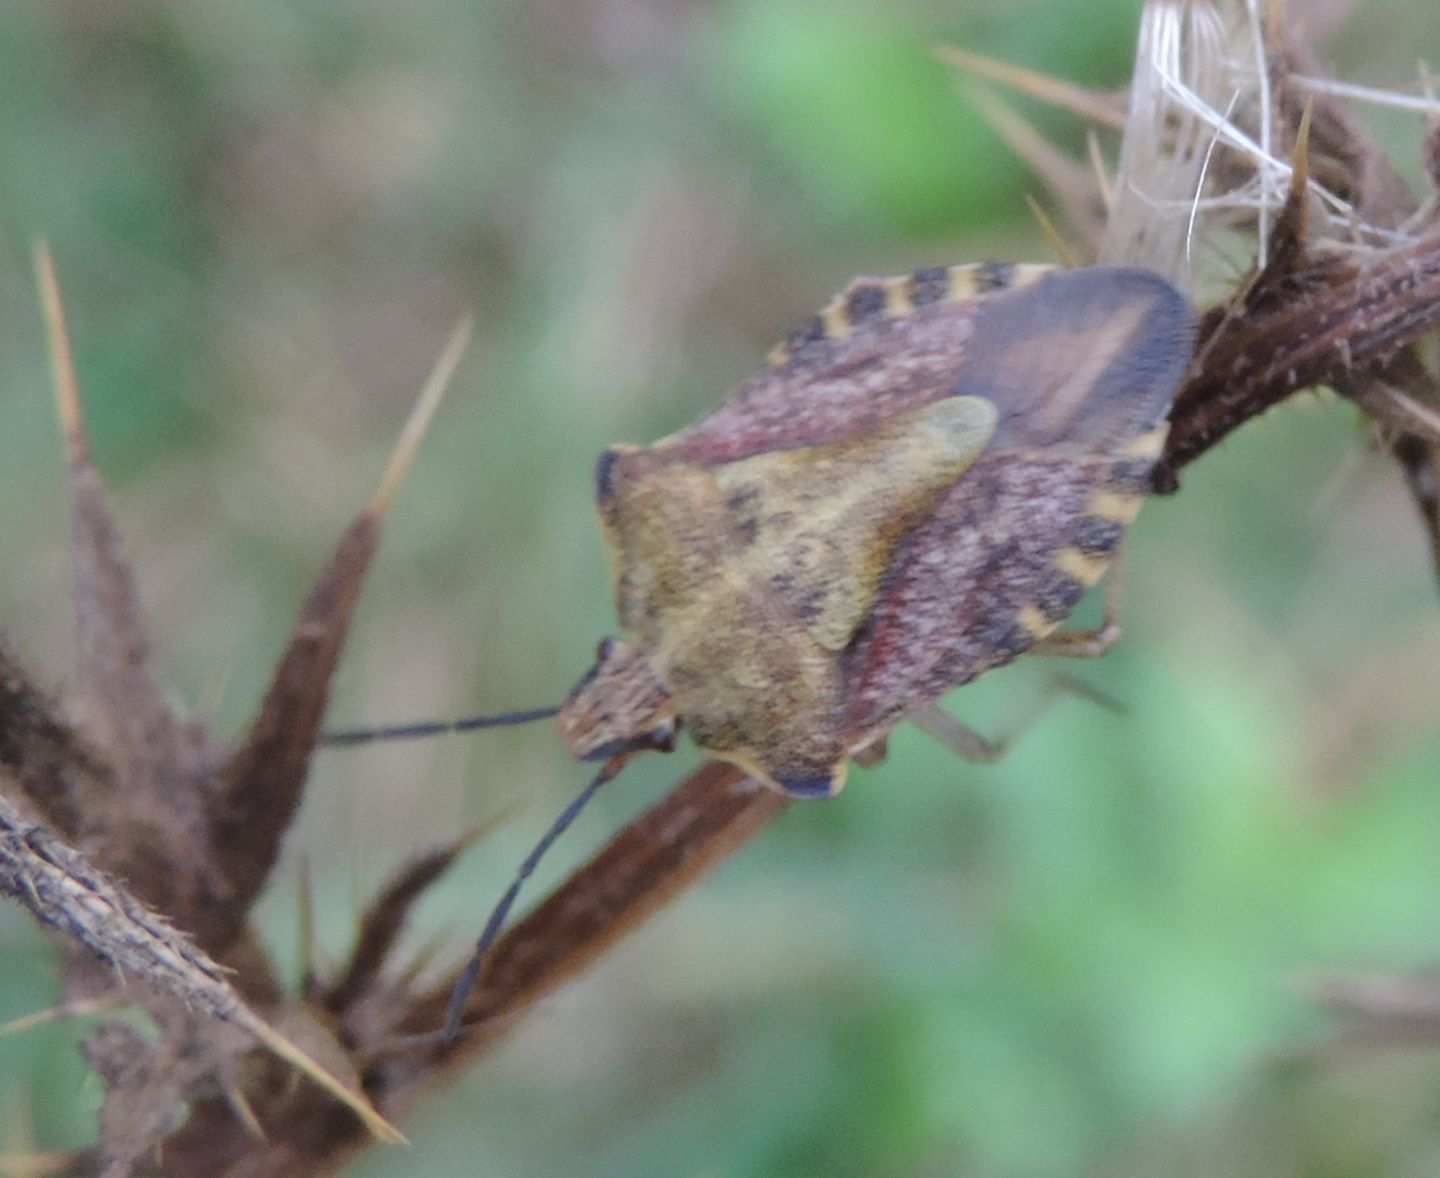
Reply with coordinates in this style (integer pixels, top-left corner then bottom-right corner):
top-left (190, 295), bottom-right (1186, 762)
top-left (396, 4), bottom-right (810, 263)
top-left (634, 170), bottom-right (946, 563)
top-left (12, 196), bottom-right (1440, 1178)
top-left (4, 13), bottom-right (1440, 1176)
top-left (1156, 234), bottom-right (1440, 489)
top-left (15, 160), bottom-right (1440, 1178)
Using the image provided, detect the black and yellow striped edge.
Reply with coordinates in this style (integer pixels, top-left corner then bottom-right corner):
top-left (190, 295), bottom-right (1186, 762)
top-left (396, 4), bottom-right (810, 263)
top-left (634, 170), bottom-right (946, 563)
top-left (1009, 422), bottom-right (1169, 644)
top-left (767, 261), bottom-right (1057, 367)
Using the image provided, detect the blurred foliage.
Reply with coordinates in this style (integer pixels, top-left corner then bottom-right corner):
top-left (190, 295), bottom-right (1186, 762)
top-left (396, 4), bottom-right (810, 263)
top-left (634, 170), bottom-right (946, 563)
top-left (1, 1), bottom-right (1439, 1175)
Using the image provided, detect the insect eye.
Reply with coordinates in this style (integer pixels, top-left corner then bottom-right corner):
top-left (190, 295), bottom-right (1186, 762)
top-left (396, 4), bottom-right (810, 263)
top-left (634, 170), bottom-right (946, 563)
top-left (649, 716), bottom-right (678, 753)
top-left (596, 637), bottom-right (616, 662)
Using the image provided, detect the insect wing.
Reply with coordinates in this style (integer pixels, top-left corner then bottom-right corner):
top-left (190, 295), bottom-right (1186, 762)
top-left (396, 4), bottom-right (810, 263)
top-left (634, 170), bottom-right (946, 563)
top-left (652, 264), bottom-right (1057, 466)
top-left (841, 267), bottom-right (1192, 741)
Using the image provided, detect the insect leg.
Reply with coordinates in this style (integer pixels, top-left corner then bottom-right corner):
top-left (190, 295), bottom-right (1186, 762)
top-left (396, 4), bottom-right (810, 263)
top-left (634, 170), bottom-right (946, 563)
top-left (912, 674), bottom-right (1124, 765)
top-left (910, 705), bottom-right (1007, 763)
top-left (1029, 546), bottom-right (1126, 659)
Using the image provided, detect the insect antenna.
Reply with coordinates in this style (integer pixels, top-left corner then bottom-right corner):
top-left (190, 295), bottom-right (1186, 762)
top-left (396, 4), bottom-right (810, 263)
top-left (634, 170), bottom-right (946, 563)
top-left (321, 704), bottom-right (560, 747)
top-left (443, 756), bottom-right (625, 1039)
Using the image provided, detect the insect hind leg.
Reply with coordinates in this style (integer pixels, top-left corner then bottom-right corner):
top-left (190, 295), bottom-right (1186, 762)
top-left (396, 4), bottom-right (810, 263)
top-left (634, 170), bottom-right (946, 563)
top-left (912, 673), bottom-right (1124, 764)
top-left (910, 705), bottom-right (1009, 763)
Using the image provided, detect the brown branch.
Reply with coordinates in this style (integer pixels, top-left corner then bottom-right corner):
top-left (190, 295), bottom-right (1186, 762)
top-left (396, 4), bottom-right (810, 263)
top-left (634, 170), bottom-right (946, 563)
top-left (0, 635), bottom-right (108, 839)
top-left (204, 513), bottom-right (380, 950)
top-left (416, 763), bottom-right (784, 1042)
top-left (206, 319), bottom-right (469, 954)
top-left (1155, 234), bottom-right (1440, 489)
top-left (0, 783), bottom-right (402, 1171)
top-left (323, 832), bottom-right (481, 1017)
top-left (0, 786), bottom-right (231, 1018)
top-left (37, 243), bottom-right (202, 840)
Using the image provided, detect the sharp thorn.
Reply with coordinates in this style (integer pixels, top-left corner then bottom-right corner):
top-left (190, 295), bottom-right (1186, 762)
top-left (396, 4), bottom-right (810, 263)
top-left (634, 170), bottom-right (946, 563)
top-left (369, 314), bottom-right (474, 517)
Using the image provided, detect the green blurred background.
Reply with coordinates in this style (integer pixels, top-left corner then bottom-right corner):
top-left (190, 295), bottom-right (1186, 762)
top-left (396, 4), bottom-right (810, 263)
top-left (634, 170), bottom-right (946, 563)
top-left (2, 1), bottom-right (1440, 1174)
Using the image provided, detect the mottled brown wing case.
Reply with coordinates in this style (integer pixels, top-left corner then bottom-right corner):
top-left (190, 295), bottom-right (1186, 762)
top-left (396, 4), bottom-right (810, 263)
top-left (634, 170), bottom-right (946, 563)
top-left (657, 266), bottom-right (1186, 454)
top-left (841, 268), bottom-right (1192, 737)
top-left (651, 266), bottom-right (1039, 465)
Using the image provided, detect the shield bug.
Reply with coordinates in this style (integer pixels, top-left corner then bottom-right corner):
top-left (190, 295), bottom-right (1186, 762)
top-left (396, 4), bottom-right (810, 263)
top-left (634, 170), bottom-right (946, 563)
top-left (330, 262), bottom-right (1192, 1035)
top-left (558, 263), bottom-right (1190, 794)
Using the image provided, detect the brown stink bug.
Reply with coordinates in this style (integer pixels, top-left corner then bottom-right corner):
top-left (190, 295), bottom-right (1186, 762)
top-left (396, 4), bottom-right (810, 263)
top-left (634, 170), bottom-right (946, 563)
top-left (328, 261), bottom-right (1193, 1035)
